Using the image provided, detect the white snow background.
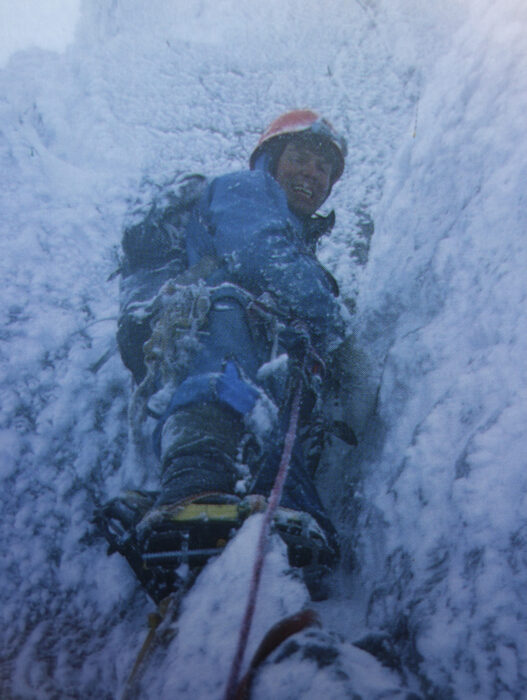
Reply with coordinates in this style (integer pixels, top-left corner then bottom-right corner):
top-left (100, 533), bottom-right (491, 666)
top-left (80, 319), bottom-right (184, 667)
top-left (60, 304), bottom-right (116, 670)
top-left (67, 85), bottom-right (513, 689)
top-left (1, 0), bottom-right (526, 698)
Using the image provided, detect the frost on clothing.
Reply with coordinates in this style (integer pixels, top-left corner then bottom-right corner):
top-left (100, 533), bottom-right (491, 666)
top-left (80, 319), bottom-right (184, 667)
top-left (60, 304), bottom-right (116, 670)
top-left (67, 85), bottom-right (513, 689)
top-left (117, 174), bottom-right (208, 384)
top-left (187, 169), bottom-right (345, 357)
top-left (116, 163), bottom-right (347, 559)
top-left (117, 167), bottom-right (346, 400)
top-left (177, 167), bottom-right (346, 395)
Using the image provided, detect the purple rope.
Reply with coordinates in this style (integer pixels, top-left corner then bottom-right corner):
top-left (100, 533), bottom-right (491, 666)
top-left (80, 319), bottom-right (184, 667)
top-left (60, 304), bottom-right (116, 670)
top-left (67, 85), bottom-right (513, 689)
top-left (223, 379), bottom-right (303, 700)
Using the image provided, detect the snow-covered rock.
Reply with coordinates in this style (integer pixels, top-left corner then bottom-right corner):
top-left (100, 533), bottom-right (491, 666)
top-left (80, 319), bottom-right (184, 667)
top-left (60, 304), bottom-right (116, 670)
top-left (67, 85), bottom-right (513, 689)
top-left (348, 2), bottom-right (527, 697)
top-left (1, 1), bottom-right (526, 698)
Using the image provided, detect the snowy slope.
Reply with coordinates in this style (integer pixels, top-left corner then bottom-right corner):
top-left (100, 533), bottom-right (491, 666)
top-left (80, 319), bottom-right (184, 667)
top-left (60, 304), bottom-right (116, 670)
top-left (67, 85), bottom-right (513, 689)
top-left (1, 0), bottom-right (526, 698)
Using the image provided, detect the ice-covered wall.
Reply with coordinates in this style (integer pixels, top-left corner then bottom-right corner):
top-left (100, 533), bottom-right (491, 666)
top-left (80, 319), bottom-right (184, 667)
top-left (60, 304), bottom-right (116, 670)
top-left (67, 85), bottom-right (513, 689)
top-left (1, 0), bottom-right (525, 697)
top-left (350, 1), bottom-right (527, 697)
top-left (0, 1), bottom-right (413, 697)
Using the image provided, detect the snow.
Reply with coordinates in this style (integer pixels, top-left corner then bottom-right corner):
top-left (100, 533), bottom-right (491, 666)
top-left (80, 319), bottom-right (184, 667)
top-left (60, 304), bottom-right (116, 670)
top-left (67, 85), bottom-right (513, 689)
top-left (143, 517), bottom-right (310, 698)
top-left (0, 1), bottom-right (81, 68)
top-left (1, 0), bottom-right (526, 698)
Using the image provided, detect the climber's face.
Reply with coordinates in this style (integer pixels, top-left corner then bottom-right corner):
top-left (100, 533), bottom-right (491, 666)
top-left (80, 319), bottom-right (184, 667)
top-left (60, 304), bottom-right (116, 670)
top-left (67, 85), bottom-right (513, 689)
top-left (275, 141), bottom-right (333, 217)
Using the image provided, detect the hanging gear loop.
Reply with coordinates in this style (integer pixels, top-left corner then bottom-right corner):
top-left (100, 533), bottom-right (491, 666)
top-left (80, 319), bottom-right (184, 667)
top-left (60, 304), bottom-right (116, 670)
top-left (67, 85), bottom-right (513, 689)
top-left (130, 277), bottom-right (319, 420)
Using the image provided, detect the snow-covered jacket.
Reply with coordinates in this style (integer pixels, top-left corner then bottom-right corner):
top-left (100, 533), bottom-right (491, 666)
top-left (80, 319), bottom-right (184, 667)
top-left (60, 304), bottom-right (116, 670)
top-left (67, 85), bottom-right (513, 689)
top-left (117, 165), bottom-right (345, 391)
top-left (185, 166), bottom-right (345, 356)
top-left (155, 163), bottom-right (347, 423)
top-left (117, 165), bottom-right (347, 543)
top-left (117, 174), bottom-right (208, 382)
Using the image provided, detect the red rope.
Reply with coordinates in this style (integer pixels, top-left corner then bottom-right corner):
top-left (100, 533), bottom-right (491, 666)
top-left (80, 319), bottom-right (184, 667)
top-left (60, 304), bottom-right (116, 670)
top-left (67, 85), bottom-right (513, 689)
top-left (223, 379), bottom-right (303, 700)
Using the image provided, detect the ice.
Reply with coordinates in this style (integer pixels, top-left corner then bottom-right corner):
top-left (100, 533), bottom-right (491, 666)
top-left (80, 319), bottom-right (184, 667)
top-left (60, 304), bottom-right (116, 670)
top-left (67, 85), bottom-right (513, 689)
top-left (1, 0), bottom-right (526, 698)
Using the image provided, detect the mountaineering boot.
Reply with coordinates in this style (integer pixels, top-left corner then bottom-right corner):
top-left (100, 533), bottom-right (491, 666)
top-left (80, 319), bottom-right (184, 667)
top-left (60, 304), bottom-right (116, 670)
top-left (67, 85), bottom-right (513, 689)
top-left (159, 401), bottom-right (246, 503)
top-left (250, 438), bottom-right (341, 600)
top-left (131, 400), bottom-right (250, 598)
top-left (93, 490), bottom-right (169, 602)
top-left (96, 399), bottom-right (339, 602)
top-left (94, 401), bottom-right (250, 603)
top-left (141, 394), bottom-right (340, 601)
top-left (94, 490), bottom-right (158, 555)
top-left (271, 505), bottom-right (339, 601)
top-left (95, 492), bottom-right (337, 603)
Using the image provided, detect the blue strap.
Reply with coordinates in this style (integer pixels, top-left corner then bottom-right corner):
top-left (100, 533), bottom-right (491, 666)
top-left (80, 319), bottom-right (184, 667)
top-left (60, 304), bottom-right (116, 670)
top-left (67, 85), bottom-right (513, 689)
top-left (152, 361), bottom-right (259, 457)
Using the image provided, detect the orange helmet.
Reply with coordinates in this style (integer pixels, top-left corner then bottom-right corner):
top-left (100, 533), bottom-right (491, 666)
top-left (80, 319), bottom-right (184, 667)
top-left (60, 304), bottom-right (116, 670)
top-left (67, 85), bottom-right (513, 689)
top-left (250, 109), bottom-right (347, 184)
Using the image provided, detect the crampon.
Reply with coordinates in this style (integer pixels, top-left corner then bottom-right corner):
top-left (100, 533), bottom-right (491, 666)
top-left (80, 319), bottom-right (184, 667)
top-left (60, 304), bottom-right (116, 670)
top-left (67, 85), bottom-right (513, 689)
top-left (94, 490), bottom-right (337, 604)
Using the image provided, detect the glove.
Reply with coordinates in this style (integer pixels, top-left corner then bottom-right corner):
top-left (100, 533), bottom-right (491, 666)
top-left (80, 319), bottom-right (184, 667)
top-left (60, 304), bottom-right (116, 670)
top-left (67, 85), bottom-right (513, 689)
top-left (279, 320), bottom-right (327, 379)
top-left (279, 320), bottom-right (311, 360)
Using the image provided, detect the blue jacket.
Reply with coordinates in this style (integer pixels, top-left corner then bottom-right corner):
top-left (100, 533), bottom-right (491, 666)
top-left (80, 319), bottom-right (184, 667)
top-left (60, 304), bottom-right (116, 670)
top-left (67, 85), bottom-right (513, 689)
top-left (187, 167), bottom-right (345, 356)
top-left (117, 162), bottom-right (346, 412)
top-left (160, 164), bottom-right (346, 418)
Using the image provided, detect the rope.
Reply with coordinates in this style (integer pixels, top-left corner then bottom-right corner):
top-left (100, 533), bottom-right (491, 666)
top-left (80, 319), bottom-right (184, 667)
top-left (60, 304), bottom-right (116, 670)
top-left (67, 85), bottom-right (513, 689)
top-left (223, 378), bottom-right (304, 700)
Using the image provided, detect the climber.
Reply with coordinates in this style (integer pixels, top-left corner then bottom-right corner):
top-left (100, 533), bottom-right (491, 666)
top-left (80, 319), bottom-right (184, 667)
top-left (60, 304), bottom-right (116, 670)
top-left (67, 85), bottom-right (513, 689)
top-left (101, 110), bottom-right (350, 601)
